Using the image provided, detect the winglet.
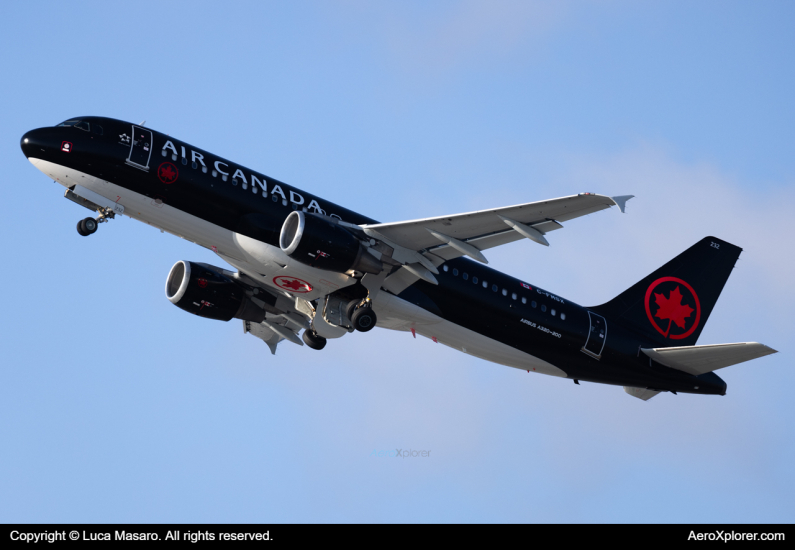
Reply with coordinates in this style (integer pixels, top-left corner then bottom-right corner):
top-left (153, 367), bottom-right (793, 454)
top-left (610, 195), bottom-right (634, 213)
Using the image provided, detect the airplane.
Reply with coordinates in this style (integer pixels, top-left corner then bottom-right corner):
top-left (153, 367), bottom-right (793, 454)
top-left (20, 116), bottom-right (777, 401)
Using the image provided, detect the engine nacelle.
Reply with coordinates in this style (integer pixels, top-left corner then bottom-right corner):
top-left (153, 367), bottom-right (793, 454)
top-left (279, 211), bottom-right (383, 274)
top-left (165, 261), bottom-right (266, 322)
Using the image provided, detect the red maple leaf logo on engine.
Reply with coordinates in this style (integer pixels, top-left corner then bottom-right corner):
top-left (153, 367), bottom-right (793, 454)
top-left (281, 279), bottom-right (305, 291)
top-left (273, 275), bottom-right (313, 293)
top-left (653, 286), bottom-right (694, 337)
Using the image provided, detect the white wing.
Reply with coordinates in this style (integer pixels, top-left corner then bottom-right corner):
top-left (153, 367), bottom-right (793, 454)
top-left (361, 193), bottom-right (632, 261)
top-left (357, 193), bottom-right (632, 292)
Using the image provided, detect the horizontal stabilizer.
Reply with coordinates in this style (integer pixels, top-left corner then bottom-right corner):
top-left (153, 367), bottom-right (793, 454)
top-left (624, 387), bottom-right (661, 401)
top-left (642, 342), bottom-right (777, 376)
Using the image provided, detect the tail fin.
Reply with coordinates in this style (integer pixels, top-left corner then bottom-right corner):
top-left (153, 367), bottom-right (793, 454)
top-left (591, 237), bottom-right (742, 347)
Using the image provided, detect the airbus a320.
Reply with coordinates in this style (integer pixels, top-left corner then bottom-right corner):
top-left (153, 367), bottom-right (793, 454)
top-left (20, 117), bottom-right (777, 400)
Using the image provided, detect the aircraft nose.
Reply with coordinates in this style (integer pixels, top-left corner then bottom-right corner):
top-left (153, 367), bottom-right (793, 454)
top-left (21, 128), bottom-right (45, 158)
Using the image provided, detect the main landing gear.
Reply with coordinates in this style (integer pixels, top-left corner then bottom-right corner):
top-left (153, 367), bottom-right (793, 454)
top-left (346, 298), bottom-right (377, 332)
top-left (302, 330), bottom-right (327, 350)
top-left (75, 207), bottom-right (116, 237)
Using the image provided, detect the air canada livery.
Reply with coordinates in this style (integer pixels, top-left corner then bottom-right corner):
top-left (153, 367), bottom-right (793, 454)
top-left (20, 117), bottom-right (777, 400)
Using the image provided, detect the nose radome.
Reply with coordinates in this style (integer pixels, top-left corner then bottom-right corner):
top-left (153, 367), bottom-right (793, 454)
top-left (20, 128), bottom-right (52, 159)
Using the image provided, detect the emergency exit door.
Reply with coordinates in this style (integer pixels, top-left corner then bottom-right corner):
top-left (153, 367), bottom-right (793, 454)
top-left (582, 311), bottom-right (607, 359)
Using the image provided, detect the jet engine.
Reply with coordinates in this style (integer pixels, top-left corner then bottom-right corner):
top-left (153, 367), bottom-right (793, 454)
top-left (165, 261), bottom-right (267, 322)
top-left (279, 211), bottom-right (383, 274)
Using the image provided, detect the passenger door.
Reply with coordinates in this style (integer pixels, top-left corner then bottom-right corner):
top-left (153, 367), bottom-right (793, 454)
top-left (125, 125), bottom-right (153, 171)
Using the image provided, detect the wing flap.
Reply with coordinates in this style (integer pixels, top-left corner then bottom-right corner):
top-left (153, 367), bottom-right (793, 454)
top-left (642, 342), bottom-right (777, 376)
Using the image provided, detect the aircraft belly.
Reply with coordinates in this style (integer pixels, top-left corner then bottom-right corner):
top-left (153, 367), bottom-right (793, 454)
top-left (374, 292), bottom-right (567, 378)
top-left (29, 158), bottom-right (355, 301)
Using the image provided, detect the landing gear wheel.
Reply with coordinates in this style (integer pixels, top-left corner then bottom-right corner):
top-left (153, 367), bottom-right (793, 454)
top-left (302, 331), bottom-right (327, 350)
top-left (351, 306), bottom-right (377, 332)
top-left (78, 217), bottom-right (98, 236)
top-left (345, 299), bottom-right (360, 322)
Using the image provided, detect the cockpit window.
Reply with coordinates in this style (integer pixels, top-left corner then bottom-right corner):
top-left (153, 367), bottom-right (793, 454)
top-left (74, 121), bottom-right (90, 132)
top-left (57, 120), bottom-right (79, 127)
top-left (92, 124), bottom-right (103, 135)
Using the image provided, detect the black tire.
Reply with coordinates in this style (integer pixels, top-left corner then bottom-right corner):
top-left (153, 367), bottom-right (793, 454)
top-left (345, 299), bottom-right (360, 322)
top-left (82, 217), bottom-right (98, 234)
top-left (302, 331), bottom-right (327, 350)
top-left (76, 220), bottom-right (88, 236)
top-left (351, 306), bottom-right (377, 332)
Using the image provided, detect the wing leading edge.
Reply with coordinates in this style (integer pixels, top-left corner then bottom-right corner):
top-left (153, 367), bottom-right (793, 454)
top-left (362, 193), bottom-right (632, 262)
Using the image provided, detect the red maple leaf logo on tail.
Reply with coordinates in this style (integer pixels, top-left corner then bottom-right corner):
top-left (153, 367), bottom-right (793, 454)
top-left (654, 286), bottom-right (694, 337)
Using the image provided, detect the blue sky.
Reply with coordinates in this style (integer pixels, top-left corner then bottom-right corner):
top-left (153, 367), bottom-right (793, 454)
top-left (1, 1), bottom-right (793, 522)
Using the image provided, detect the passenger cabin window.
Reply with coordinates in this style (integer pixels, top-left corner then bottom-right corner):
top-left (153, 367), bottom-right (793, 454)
top-left (511, 293), bottom-right (517, 300)
top-left (482, 281), bottom-right (488, 288)
top-left (502, 289), bottom-right (507, 296)
top-left (551, 309), bottom-right (556, 316)
top-left (531, 301), bottom-right (537, 308)
top-left (492, 284), bottom-right (498, 292)
top-left (560, 313), bottom-right (566, 320)
top-left (453, 269), bottom-right (458, 276)
top-left (181, 157), bottom-right (187, 165)
top-left (541, 304), bottom-right (547, 312)
top-left (74, 121), bottom-right (90, 132)
top-left (473, 277), bottom-right (478, 284)
top-left (462, 273), bottom-right (468, 281)
top-left (443, 265), bottom-right (448, 272)
top-left (521, 297), bottom-right (527, 304)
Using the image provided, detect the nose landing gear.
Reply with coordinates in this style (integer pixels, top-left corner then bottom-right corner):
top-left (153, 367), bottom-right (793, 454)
top-left (76, 217), bottom-right (98, 236)
top-left (75, 206), bottom-right (116, 237)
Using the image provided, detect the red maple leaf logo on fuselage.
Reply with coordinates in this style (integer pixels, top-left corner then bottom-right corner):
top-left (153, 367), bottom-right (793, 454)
top-left (653, 286), bottom-right (694, 337)
top-left (158, 162), bottom-right (178, 184)
top-left (160, 165), bottom-right (175, 181)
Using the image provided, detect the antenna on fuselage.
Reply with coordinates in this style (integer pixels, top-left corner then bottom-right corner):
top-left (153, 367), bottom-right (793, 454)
top-left (139, 120), bottom-right (146, 127)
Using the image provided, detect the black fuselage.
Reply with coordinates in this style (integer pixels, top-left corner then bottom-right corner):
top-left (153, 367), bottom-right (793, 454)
top-left (21, 117), bottom-right (726, 396)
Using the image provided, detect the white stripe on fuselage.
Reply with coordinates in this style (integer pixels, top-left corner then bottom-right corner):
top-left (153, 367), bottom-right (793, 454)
top-left (28, 157), bottom-right (567, 378)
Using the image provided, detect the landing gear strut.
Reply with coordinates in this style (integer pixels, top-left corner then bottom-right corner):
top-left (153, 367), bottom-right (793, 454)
top-left (75, 206), bottom-right (116, 237)
top-left (302, 330), bottom-right (327, 350)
